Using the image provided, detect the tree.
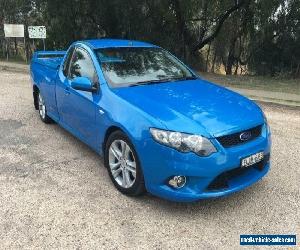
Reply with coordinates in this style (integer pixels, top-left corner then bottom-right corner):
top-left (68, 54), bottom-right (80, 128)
top-left (171, 0), bottom-right (247, 65)
top-left (1, 0), bottom-right (299, 78)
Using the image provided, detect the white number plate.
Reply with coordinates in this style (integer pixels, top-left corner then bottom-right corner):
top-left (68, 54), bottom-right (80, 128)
top-left (241, 152), bottom-right (264, 168)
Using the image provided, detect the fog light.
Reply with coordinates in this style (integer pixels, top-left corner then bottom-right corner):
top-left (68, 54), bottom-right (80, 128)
top-left (168, 175), bottom-right (186, 189)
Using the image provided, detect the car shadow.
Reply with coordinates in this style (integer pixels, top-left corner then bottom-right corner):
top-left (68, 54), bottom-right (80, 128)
top-left (130, 180), bottom-right (268, 216)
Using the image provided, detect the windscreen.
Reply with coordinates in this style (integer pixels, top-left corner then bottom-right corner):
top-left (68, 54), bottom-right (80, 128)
top-left (95, 47), bottom-right (195, 87)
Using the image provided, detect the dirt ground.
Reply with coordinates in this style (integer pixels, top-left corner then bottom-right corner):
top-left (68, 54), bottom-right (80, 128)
top-left (0, 71), bottom-right (299, 249)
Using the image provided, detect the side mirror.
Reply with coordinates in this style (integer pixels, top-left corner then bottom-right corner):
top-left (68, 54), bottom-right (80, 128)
top-left (71, 77), bottom-right (96, 92)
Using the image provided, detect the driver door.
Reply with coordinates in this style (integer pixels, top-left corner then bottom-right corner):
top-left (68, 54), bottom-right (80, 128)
top-left (59, 47), bottom-right (100, 146)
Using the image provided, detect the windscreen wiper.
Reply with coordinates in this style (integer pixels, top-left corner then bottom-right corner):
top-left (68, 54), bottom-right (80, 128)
top-left (128, 79), bottom-right (173, 87)
top-left (178, 76), bottom-right (198, 80)
top-left (129, 76), bottom-right (198, 87)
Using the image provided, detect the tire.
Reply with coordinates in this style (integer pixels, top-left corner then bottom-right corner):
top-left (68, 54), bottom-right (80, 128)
top-left (104, 130), bottom-right (146, 196)
top-left (37, 91), bottom-right (53, 124)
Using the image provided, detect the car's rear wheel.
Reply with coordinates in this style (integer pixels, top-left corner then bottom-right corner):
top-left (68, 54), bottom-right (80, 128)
top-left (105, 130), bottom-right (145, 196)
top-left (38, 92), bottom-right (52, 123)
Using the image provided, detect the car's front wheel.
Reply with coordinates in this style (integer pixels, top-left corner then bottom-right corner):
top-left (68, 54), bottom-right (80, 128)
top-left (105, 130), bottom-right (146, 196)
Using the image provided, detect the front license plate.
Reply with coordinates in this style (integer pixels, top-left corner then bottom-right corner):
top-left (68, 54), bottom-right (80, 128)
top-left (241, 152), bottom-right (264, 168)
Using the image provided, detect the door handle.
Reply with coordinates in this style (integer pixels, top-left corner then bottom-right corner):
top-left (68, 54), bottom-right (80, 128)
top-left (64, 87), bottom-right (70, 95)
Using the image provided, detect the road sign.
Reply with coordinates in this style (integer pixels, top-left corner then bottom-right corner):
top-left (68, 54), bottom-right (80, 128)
top-left (4, 24), bottom-right (25, 38)
top-left (28, 26), bottom-right (46, 39)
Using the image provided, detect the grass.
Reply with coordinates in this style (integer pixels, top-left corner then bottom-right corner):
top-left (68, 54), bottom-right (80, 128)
top-left (200, 72), bottom-right (300, 94)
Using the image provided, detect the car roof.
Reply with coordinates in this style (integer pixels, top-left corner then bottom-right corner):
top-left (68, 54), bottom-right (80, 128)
top-left (79, 39), bottom-right (158, 49)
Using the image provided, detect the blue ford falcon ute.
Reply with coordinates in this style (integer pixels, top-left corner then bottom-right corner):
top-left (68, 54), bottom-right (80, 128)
top-left (30, 39), bottom-right (271, 202)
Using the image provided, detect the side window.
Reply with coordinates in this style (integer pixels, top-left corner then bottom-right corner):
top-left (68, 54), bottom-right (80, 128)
top-left (63, 47), bottom-right (74, 76)
top-left (68, 47), bottom-right (98, 84)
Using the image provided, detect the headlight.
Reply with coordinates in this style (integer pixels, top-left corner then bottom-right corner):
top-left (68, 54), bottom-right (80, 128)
top-left (150, 128), bottom-right (217, 156)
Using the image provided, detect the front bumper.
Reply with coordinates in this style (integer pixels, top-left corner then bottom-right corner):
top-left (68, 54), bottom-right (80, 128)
top-left (136, 124), bottom-right (271, 202)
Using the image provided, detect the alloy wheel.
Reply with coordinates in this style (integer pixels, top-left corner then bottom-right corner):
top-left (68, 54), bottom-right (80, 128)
top-left (108, 139), bottom-right (137, 188)
top-left (38, 93), bottom-right (46, 119)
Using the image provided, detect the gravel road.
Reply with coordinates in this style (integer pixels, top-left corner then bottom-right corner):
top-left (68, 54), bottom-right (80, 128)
top-left (0, 71), bottom-right (299, 249)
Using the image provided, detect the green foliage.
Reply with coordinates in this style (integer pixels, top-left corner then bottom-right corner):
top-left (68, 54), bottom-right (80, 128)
top-left (249, 0), bottom-right (300, 77)
top-left (0, 0), bottom-right (299, 77)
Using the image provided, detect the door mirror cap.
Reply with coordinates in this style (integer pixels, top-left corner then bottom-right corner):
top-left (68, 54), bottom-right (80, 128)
top-left (71, 77), bottom-right (96, 92)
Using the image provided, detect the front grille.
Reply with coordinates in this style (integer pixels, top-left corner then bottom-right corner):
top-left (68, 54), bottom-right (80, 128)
top-left (207, 153), bottom-right (270, 191)
top-left (216, 125), bottom-right (262, 148)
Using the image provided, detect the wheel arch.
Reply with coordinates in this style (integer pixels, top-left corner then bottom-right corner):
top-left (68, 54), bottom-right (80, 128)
top-left (33, 84), bottom-right (39, 110)
top-left (102, 125), bottom-right (124, 155)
